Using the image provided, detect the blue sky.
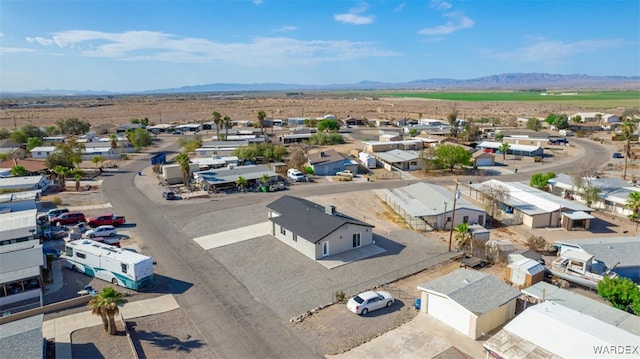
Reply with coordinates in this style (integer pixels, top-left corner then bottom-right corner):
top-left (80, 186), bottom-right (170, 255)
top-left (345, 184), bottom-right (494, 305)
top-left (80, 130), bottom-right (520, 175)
top-left (1, 0), bottom-right (638, 92)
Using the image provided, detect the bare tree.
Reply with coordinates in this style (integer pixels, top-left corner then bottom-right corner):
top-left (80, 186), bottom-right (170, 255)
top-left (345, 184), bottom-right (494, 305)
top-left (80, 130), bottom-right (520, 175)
top-left (287, 144), bottom-right (307, 171)
top-left (481, 182), bottom-right (510, 227)
top-left (571, 162), bottom-right (601, 208)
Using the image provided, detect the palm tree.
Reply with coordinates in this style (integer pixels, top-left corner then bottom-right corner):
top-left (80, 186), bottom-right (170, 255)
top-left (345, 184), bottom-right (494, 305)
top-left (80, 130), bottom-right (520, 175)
top-left (626, 191), bottom-right (640, 231)
top-left (53, 165), bottom-right (70, 191)
top-left (499, 142), bottom-right (510, 162)
top-left (176, 152), bottom-right (191, 189)
top-left (621, 119), bottom-right (635, 180)
top-left (10, 165), bottom-right (28, 177)
top-left (235, 176), bottom-right (248, 192)
top-left (72, 169), bottom-right (83, 191)
top-left (92, 155), bottom-right (104, 170)
top-left (109, 133), bottom-right (118, 149)
top-left (454, 223), bottom-right (473, 254)
top-left (223, 116), bottom-right (232, 140)
top-left (257, 110), bottom-right (267, 137)
top-left (212, 111), bottom-right (222, 140)
top-left (88, 286), bottom-right (124, 335)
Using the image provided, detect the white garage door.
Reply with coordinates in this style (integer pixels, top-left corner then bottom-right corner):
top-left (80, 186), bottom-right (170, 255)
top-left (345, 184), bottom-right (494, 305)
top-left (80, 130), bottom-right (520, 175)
top-left (476, 158), bottom-right (493, 166)
top-left (427, 294), bottom-right (470, 336)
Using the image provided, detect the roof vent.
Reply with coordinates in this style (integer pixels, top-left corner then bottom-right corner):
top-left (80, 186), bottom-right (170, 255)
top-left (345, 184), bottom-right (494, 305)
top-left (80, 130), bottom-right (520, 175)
top-left (463, 279), bottom-right (471, 284)
top-left (325, 205), bottom-right (336, 215)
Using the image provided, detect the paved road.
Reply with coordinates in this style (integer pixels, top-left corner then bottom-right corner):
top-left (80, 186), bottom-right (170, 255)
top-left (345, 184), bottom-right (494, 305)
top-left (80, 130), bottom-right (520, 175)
top-left (102, 144), bottom-right (322, 359)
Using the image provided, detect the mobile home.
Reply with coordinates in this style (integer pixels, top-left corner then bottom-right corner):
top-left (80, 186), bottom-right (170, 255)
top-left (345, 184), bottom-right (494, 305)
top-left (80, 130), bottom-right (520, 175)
top-left (63, 240), bottom-right (154, 290)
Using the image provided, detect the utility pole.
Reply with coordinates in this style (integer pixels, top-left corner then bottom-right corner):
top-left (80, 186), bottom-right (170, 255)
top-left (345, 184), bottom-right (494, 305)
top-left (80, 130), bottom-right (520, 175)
top-left (448, 179), bottom-right (460, 252)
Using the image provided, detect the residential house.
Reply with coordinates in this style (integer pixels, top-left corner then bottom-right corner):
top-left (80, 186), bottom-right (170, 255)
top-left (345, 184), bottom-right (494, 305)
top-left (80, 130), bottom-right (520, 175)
top-left (555, 236), bottom-right (640, 283)
top-left (468, 179), bottom-right (594, 230)
top-left (174, 123), bottom-right (203, 133)
top-left (0, 159), bottom-right (48, 176)
top-left (266, 196), bottom-right (374, 260)
top-left (372, 149), bottom-right (421, 171)
top-left (547, 173), bottom-right (638, 217)
top-left (0, 209), bottom-right (44, 311)
top-left (521, 281), bottom-right (640, 336)
top-left (0, 139), bottom-right (28, 160)
top-left (417, 269), bottom-right (520, 340)
top-left (194, 164), bottom-right (278, 191)
top-left (361, 139), bottom-right (423, 153)
top-left (0, 176), bottom-right (49, 193)
top-left (29, 146), bottom-right (56, 159)
top-left (378, 133), bottom-right (402, 142)
top-left (308, 149), bottom-right (356, 176)
top-left (382, 182), bottom-right (486, 231)
top-left (476, 141), bottom-right (544, 157)
top-left (0, 314), bottom-right (45, 358)
top-left (483, 301), bottom-right (640, 358)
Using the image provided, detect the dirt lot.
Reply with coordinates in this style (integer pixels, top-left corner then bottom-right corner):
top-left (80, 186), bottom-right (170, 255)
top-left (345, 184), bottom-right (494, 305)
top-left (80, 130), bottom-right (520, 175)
top-left (0, 94), bottom-right (603, 131)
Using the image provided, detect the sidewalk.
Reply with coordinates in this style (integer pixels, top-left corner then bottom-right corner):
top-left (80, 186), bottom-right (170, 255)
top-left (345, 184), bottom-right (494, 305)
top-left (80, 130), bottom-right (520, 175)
top-left (42, 294), bottom-right (180, 359)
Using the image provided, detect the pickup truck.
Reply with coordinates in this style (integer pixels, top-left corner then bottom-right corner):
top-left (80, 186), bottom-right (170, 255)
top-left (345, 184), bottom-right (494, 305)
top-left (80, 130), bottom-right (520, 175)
top-left (86, 213), bottom-right (126, 227)
top-left (335, 170), bottom-right (354, 178)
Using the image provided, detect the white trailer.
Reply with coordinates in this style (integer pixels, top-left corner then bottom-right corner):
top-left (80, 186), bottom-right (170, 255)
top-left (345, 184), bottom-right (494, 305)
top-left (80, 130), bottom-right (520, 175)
top-left (63, 240), bottom-right (154, 290)
top-left (359, 152), bottom-right (377, 169)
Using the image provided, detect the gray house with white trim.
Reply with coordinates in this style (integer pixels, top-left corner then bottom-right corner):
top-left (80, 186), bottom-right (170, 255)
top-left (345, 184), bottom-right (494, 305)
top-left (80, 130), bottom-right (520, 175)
top-left (266, 196), bottom-right (374, 260)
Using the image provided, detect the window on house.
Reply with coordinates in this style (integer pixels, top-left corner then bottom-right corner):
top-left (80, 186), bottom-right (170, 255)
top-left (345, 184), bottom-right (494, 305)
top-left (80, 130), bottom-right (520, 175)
top-left (280, 226), bottom-right (286, 235)
top-left (293, 234), bottom-right (297, 242)
top-left (478, 215), bottom-right (484, 225)
top-left (463, 216), bottom-right (469, 224)
top-left (352, 233), bottom-right (361, 248)
top-left (121, 263), bottom-right (128, 274)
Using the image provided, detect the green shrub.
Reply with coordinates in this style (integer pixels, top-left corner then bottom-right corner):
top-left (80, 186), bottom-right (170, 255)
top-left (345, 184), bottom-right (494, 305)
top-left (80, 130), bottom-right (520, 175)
top-left (51, 196), bottom-right (63, 205)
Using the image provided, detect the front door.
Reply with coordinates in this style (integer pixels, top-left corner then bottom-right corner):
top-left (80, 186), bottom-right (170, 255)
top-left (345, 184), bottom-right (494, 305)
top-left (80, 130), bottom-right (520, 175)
top-left (322, 242), bottom-right (329, 257)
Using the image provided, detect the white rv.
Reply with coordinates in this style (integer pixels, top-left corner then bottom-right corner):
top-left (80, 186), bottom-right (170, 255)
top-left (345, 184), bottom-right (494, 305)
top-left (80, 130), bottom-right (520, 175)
top-left (63, 240), bottom-right (154, 290)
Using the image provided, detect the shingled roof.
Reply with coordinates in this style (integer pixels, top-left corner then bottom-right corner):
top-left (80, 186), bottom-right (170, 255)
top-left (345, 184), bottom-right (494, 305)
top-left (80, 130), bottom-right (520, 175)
top-left (266, 195), bottom-right (373, 244)
top-left (417, 269), bottom-right (520, 315)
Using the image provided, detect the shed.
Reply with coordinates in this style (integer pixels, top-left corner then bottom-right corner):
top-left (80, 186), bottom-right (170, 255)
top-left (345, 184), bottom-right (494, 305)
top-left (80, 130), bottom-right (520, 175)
top-left (417, 269), bottom-right (520, 339)
top-left (505, 258), bottom-right (545, 287)
top-left (485, 239), bottom-right (516, 264)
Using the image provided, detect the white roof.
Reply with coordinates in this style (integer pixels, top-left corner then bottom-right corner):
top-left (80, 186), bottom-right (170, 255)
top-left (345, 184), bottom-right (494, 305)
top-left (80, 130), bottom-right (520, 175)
top-left (362, 139), bottom-right (422, 146)
top-left (563, 249), bottom-right (594, 262)
top-left (0, 175), bottom-right (46, 188)
top-left (477, 141), bottom-right (541, 152)
top-left (0, 209), bottom-right (37, 239)
top-left (496, 301), bottom-right (640, 358)
top-left (507, 258), bottom-right (544, 274)
top-left (374, 149), bottom-right (419, 163)
top-left (29, 146), bottom-right (56, 152)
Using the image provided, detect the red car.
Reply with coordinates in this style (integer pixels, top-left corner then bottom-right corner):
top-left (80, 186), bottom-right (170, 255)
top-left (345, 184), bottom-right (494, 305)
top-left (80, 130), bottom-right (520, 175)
top-left (86, 213), bottom-right (126, 227)
top-left (51, 212), bottom-right (86, 226)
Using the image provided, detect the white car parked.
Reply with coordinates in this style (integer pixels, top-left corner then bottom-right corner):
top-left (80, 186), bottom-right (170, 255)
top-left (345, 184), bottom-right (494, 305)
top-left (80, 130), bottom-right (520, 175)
top-left (85, 225), bottom-right (117, 238)
top-left (346, 291), bottom-right (394, 315)
top-left (287, 168), bottom-right (306, 182)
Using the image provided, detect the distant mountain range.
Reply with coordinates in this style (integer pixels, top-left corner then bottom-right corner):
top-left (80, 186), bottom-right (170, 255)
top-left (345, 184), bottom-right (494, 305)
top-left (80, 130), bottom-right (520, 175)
top-left (3, 73), bottom-right (639, 97)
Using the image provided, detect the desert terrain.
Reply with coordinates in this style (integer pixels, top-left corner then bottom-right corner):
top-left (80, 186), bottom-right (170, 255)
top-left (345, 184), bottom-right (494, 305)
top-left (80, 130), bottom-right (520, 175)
top-left (0, 93), bottom-right (624, 131)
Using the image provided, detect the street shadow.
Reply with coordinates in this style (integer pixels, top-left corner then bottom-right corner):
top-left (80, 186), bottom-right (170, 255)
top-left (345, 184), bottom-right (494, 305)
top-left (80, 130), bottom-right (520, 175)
top-left (128, 324), bottom-right (204, 358)
top-left (119, 223), bottom-right (138, 229)
top-left (71, 343), bottom-right (102, 359)
top-left (144, 274), bottom-right (193, 295)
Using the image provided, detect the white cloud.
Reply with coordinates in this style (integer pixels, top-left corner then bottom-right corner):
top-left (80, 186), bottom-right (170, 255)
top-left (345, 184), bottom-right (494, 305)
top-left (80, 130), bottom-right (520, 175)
top-left (272, 25), bottom-right (297, 33)
top-left (26, 36), bottom-right (55, 46)
top-left (0, 46), bottom-right (36, 54)
top-left (488, 37), bottom-right (626, 62)
top-left (334, 2), bottom-right (375, 25)
top-left (394, 3), bottom-right (405, 13)
top-left (418, 11), bottom-right (474, 35)
top-left (430, 0), bottom-right (452, 11)
top-left (26, 30), bottom-right (399, 66)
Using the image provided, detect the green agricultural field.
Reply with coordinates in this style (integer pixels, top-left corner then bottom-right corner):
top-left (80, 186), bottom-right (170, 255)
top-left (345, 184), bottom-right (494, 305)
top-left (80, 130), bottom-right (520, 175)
top-left (381, 91), bottom-right (640, 108)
